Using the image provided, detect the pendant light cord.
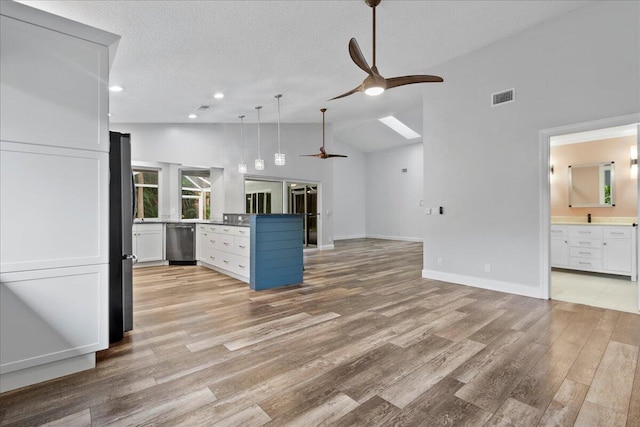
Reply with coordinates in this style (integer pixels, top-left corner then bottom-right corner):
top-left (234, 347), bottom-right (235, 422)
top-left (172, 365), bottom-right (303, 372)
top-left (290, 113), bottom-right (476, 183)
top-left (276, 94), bottom-right (282, 154)
top-left (239, 115), bottom-right (245, 162)
top-left (255, 106), bottom-right (262, 159)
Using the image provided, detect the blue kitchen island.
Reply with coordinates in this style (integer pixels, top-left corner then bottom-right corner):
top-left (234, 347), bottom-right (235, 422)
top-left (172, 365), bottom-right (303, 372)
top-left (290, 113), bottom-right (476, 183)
top-left (250, 214), bottom-right (304, 290)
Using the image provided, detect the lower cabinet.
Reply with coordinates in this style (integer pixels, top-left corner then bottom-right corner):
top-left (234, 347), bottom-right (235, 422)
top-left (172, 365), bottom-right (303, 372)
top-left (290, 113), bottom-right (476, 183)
top-left (550, 225), bottom-right (569, 267)
top-left (197, 224), bottom-right (250, 282)
top-left (0, 264), bottom-right (108, 391)
top-left (132, 223), bottom-right (164, 263)
top-left (551, 224), bottom-right (637, 280)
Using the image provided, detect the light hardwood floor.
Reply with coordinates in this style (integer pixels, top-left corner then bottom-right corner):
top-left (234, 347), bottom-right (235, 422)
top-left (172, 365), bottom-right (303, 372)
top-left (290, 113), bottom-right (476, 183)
top-left (1, 239), bottom-right (639, 426)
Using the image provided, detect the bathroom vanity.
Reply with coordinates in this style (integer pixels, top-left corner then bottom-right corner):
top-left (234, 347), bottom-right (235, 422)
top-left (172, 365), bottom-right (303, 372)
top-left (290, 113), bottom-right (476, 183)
top-left (551, 223), bottom-right (637, 280)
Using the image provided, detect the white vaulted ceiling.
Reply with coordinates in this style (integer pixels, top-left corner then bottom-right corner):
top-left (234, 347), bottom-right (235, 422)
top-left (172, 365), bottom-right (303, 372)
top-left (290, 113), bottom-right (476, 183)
top-left (19, 0), bottom-right (591, 152)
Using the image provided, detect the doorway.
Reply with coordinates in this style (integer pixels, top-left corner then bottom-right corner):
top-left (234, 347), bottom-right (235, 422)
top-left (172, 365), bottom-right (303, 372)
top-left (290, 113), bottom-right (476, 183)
top-left (288, 182), bottom-right (318, 248)
top-left (542, 115), bottom-right (640, 313)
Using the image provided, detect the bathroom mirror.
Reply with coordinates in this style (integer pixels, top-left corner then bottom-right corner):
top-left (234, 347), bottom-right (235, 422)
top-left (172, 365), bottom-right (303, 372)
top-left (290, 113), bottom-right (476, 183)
top-left (568, 161), bottom-right (614, 207)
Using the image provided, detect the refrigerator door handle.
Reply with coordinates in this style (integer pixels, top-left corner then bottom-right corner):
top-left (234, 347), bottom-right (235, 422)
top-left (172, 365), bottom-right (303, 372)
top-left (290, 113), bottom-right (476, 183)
top-left (123, 254), bottom-right (138, 264)
top-left (131, 172), bottom-right (137, 221)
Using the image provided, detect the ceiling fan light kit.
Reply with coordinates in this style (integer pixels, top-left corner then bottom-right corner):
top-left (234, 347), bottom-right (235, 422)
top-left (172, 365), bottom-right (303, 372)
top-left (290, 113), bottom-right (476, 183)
top-left (330, 0), bottom-right (443, 101)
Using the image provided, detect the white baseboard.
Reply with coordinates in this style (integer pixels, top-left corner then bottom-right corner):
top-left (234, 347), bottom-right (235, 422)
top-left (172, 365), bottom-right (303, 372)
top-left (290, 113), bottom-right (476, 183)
top-left (422, 269), bottom-right (544, 299)
top-left (0, 353), bottom-right (95, 393)
top-left (133, 260), bottom-right (168, 268)
top-left (333, 234), bottom-right (367, 241)
top-left (319, 244), bottom-right (335, 251)
top-left (367, 234), bottom-right (424, 243)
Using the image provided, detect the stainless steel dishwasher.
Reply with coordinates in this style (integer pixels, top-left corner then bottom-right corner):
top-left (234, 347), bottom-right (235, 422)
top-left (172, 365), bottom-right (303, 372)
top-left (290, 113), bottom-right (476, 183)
top-left (165, 223), bottom-right (196, 265)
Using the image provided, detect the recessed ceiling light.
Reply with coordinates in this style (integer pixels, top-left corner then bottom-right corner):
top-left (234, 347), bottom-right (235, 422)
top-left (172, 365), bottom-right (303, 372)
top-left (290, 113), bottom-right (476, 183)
top-left (214, 92), bottom-right (224, 99)
top-left (378, 116), bottom-right (421, 139)
top-left (109, 85), bottom-right (124, 92)
top-left (108, 113), bottom-right (111, 117)
top-left (188, 114), bottom-right (197, 119)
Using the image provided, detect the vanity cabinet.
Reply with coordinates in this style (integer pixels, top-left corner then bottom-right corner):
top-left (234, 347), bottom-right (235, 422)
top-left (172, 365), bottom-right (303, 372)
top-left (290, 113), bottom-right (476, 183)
top-left (550, 225), bottom-right (569, 267)
top-left (132, 223), bottom-right (164, 263)
top-left (551, 224), bottom-right (637, 280)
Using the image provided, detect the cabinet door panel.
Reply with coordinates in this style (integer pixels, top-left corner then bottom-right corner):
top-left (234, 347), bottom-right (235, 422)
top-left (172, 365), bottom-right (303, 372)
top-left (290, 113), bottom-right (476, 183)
top-left (234, 236), bottom-right (251, 257)
top-left (550, 239), bottom-right (569, 267)
top-left (0, 265), bottom-right (108, 373)
top-left (135, 232), bottom-right (163, 262)
top-left (0, 16), bottom-right (108, 151)
top-left (604, 239), bottom-right (632, 273)
top-left (0, 142), bottom-right (108, 272)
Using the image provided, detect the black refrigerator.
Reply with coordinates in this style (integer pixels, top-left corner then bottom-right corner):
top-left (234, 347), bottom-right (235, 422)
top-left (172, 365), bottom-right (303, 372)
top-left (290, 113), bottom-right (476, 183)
top-left (109, 131), bottom-right (135, 343)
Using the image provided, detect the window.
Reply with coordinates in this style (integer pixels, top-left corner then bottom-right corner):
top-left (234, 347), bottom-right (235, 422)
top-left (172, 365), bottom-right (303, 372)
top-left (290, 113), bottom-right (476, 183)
top-left (133, 169), bottom-right (159, 219)
top-left (181, 169), bottom-right (211, 220)
top-left (244, 179), bottom-right (283, 214)
top-left (246, 191), bottom-right (272, 214)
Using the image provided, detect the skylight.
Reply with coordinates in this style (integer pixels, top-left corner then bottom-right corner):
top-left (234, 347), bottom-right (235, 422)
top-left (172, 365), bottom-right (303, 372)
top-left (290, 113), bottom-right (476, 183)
top-left (378, 116), bottom-right (421, 139)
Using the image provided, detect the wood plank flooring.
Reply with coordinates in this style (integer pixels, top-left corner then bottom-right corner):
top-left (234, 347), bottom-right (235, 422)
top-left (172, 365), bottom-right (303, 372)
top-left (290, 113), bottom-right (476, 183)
top-left (1, 239), bottom-right (639, 426)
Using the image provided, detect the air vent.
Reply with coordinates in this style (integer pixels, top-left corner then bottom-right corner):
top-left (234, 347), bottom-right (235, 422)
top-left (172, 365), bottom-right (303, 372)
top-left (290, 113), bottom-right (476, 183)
top-left (491, 89), bottom-right (515, 106)
top-left (402, 168), bottom-right (408, 173)
top-left (197, 105), bottom-right (211, 111)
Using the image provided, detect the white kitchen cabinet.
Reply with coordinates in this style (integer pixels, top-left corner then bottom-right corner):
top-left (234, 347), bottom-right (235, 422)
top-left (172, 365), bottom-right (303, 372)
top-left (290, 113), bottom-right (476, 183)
top-left (0, 142), bottom-right (109, 273)
top-left (0, 1), bottom-right (119, 392)
top-left (197, 224), bottom-right (250, 283)
top-left (0, 265), bottom-right (108, 375)
top-left (551, 224), bottom-right (637, 280)
top-left (132, 223), bottom-right (164, 263)
top-left (0, 14), bottom-right (110, 152)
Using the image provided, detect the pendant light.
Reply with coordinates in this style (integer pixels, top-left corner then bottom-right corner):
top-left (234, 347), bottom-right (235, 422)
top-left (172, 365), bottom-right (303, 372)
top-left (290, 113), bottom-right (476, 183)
top-left (254, 106), bottom-right (264, 170)
top-left (274, 94), bottom-right (285, 166)
top-left (237, 115), bottom-right (247, 174)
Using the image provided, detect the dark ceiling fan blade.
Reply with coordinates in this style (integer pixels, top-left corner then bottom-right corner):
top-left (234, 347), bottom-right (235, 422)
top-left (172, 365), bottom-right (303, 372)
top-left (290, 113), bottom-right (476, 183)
top-left (385, 74), bottom-right (444, 89)
top-left (349, 38), bottom-right (372, 75)
top-left (300, 154), bottom-right (323, 158)
top-left (328, 84), bottom-right (363, 101)
top-left (326, 154), bottom-right (348, 158)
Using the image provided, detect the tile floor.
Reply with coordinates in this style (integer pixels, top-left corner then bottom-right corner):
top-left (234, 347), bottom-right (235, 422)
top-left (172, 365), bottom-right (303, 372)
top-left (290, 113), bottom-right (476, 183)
top-left (552, 269), bottom-right (639, 314)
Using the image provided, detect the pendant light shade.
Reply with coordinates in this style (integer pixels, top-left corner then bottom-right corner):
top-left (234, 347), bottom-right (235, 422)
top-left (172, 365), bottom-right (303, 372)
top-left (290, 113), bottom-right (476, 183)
top-left (254, 106), bottom-right (264, 171)
top-left (274, 94), bottom-right (285, 166)
top-left (237, 115), bottom-right (247, 174)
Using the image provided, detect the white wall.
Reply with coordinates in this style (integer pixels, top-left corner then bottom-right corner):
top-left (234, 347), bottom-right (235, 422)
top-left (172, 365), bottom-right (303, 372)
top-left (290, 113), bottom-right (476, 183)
top-left (422, 1), bottom-right (640, 298)
top-left (111, 122), bottom-right (341, 247)
top-left (366, 143), bottom-right (424, 241)
top-left (332, 138), bottom-right (367, 240)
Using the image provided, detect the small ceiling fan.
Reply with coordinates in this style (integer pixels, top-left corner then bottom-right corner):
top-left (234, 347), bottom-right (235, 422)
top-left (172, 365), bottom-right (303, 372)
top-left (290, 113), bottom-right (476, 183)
top-left (301, 108), bottom-right (347, 159)
top-left (329, 0), bottom-right (443, 101)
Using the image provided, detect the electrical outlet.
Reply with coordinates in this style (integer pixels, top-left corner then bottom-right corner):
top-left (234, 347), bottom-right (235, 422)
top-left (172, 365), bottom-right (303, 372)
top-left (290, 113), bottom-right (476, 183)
top-left (484, 263), bottom-right (491, 273)
top-left (437, 257), bottom-right (443, 266)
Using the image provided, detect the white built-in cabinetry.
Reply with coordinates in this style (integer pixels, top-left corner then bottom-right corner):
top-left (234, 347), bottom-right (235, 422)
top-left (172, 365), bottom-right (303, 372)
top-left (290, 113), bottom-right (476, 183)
top-left (197, 224), bottom-right (250, 282)
top-left (0, 1), bottom-right (119, 393)
top-left (551, 224), bottom-right (637, 280)
top-left (132, 223), bottom-right (164, 263)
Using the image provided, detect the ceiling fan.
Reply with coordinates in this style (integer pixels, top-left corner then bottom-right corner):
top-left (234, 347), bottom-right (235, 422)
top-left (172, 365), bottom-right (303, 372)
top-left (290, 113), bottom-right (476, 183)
top-left (301, 108), bottom-right (348, 159)
top-left (329, 0), bottom-right (443, 101)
